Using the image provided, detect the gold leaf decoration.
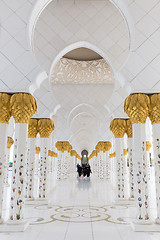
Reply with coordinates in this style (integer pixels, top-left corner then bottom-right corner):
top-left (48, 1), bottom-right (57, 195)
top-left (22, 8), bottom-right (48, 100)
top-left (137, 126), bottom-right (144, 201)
top-left (38, 118), bottom-right (54, 138)
top-left (124, 94), bottom-right (150, 124)
top-left (146, 141), bottom-right (152, 151)
top-left (123, 148), bottom-right (128, 156)
top-left (104, 141), bottom-right (112, 151)
top-left (149, 94), bottom-right (160, 124)
top-left (10, 93), bottom-right (37, 123)
top-left (7, 137), bottom-right (14, 149)
top-left (95, 142), bottom-right (104, 152)
top-left (71, 150), bottom-right (77, 157)
top-left (28, 118), bottom-right (38, 138)
top-left (110, 118), bottom-right (126, 138)
top-left (109, 152), bottom-right (116, 158)
top-left (35, 147), bottom-right (40, 154)
top-left (0, 93), bottom-right (11, 123)
top-left (126, 119), bottom-right (132, 138)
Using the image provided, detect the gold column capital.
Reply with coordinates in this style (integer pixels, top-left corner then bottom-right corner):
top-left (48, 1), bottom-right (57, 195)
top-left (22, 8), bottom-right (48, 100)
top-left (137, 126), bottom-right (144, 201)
top-left (28, 118), bottom-right (38, 138)
top-left (0, 93), bottom-right (11, 124)
top-left (38, 118), bottom-right (54, 138)
top-left (104, 141), bottom-right (112, 151)
top-left (146, 141), bottom-right (152, 151)
top-left (124, 93), bottom-right (150, 124)
top-left (48, 150), bottom-right (51, 156)
top-left (71, 150), bottom-right (77, 157)
top-left (149, 94), bottom-right (160, 124)
top-left (10, 93), bottom-right (37, 123)
top-left (55, 141), bottom-right (63, 151)
top-left (96, 142), bottom-right (104, 152)
top-left (35, 146), bottom-right (40, 154)
top-left (92, 150), bottom-right (97, 157)
top-left (123, 148), bottom-right (128, 156)
top-left (109, 152), bottom-right (116, 158)
top-left (7, 136), bottom-right (14, 149)
top-left (126, 119), bottom-right (132, 138)
top-left (110, 118), bottom-right (126, 138)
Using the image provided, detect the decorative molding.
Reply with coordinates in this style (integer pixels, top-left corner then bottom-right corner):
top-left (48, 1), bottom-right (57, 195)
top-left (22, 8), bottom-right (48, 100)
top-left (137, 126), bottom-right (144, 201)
top-left (51, 58), bottom-right (114, 84)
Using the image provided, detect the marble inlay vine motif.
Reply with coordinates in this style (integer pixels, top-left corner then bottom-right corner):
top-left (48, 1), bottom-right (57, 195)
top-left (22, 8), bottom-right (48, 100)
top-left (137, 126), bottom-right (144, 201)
top-left (25, 205), bottom-right (132, 225)
top-left (51, 58), bottom-right (114, 84)
top-left (137, 141), bottom-right (149, 220)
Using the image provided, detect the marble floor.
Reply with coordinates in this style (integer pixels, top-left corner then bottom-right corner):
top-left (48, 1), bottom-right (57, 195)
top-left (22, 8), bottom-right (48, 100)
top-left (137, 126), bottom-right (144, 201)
top-left (1, 173), bottom-right (160, 240)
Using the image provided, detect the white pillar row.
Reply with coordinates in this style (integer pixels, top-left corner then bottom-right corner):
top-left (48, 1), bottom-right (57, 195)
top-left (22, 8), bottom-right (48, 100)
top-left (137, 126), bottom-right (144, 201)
top-left (124, 93), bottom-right (152, 229)
top-left (110, 119), bottom-right (126, 201)
top-left (149, 93), bottom-right (160, 224)
top-left (0, 93), bottom-right (11, 225)
top-left (25, 119), bottom-right (38, 202)
top-left (4, 93), bottom-right (37, 232)
top-left (37, 119), bottom-right (54, 202)
top-left (4, 137), bottom-right (14, 187)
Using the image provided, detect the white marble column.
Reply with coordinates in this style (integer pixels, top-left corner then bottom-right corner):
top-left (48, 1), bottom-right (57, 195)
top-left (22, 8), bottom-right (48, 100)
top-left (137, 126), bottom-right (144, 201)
top-left (115, 137), bottom-right (124, 199)
top-left (4, 137), bottom-right (14, 187)
top-left (152, 124), bottom-right (160, 223)
top-left (124, 93), bottom-right (152, 230)
top-left (25, 138), bottom-right (36, 201)
top-left (0, 123), bottom-right (9, 223)
top-left (38, 138), bottom-right (49, 200)
top-left (5, 93), bottom-right (37, 232)
top-left (110, 119), bottom-right (126, 201)
top-left (8, 123), bottom-right (28, 227)
top-left (128, 138), bottom-right (134, 199)
top-left (37, 118), bottom-right (54, 203)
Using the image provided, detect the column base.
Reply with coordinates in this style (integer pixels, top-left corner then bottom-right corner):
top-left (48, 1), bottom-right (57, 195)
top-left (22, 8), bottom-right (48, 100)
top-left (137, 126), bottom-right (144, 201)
top-left (114, 198), bottom-right (135, 205)
top-left (129, 197), bottom-right (135, 201)
top-left (24, 198), bottom-right (35, 205)
top-left (0, 220), bottom-right (29, 232)
top-left (31, 198), bottom-right (49, 205)
top-left (130, 220), bottom-right (160, 232)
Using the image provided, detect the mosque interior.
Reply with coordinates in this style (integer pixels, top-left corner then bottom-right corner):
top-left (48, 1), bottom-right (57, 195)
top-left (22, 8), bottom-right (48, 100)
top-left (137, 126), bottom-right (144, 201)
top-left (1, 0), bottom-right (160, 239)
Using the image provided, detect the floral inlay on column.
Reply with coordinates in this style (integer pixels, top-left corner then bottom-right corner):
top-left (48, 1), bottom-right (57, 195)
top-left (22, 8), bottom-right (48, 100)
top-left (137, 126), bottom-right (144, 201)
top-left (110, 118), bottom-right (126, 200)
top-left (124, 93), bottom-right (151, 223)
top-left (38, 119), bottom-right (54, 199)
top-left (25, 119), bottom-right (38, 200)
top-left (9, 93), bottom-right (37, 222)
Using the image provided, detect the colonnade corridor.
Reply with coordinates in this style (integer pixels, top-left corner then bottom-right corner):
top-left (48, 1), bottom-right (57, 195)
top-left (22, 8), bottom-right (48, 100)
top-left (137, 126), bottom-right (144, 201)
top-left (0, 170), bottom-right (160, 240)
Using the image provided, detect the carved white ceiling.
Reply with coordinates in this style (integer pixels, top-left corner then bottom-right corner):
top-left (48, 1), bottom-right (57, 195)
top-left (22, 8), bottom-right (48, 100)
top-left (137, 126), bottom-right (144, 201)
top-left (51, 58), bottom-right (114, 84)
top-left (0, 0), bottom-right (160, 153)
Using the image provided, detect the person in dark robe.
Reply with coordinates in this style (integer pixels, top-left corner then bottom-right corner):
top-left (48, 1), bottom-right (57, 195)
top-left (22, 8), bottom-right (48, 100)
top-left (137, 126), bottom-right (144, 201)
top-left (77, 164), bottom-right (82, 177)
top-left (86, 164), bottom-right (92, 177)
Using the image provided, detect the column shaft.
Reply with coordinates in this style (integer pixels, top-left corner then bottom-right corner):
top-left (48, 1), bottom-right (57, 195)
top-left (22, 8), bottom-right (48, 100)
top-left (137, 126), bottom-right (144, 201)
top-left (9, 123), bottom-right (28, 221)
top-left (133, 123), bottom-right (150, 222)
top-left (0, 123), bottom-right (8, 223)
top-left (25, 138), bottom-right (36, 199)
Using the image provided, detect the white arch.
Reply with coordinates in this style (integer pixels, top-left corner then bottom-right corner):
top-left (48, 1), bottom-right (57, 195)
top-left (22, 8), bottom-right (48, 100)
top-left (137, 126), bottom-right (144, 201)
top-left (27, 0), bottom-right (134, 53)
top-left (67, 103), bottom-right (100, 128)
